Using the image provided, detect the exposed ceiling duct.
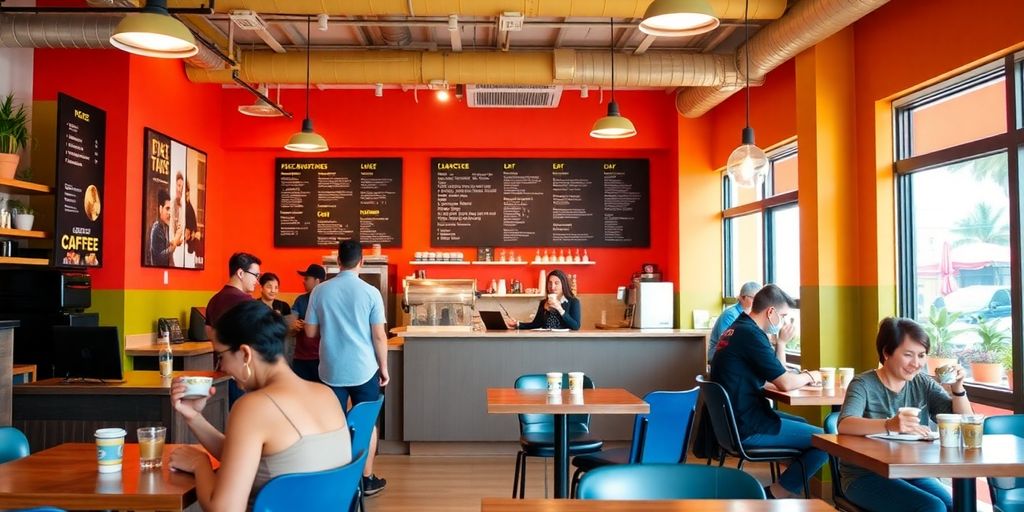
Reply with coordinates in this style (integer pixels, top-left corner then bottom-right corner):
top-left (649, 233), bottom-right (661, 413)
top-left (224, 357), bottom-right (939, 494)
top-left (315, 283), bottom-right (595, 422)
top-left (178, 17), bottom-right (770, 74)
top-left (0, 13), bottom-right (226, 69)
top-left (675, 0), bottom-right (891, 118)
top-left (184, 49), bottom-right (735, 88)
top-left (165, 0), bottom-right (788, 20)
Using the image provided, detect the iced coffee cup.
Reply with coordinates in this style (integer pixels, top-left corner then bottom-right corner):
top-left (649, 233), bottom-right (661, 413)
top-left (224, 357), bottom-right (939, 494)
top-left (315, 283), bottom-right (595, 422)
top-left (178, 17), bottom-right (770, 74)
top-left (937, 414), bottom-right (962, 448)
top-left (137, 426), bottom-right (166, 469)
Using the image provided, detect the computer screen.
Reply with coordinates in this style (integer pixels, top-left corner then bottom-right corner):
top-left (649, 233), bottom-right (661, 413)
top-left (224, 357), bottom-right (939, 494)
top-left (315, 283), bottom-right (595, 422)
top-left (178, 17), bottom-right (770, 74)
top-left (52, 326), bottom-right (124, 381)
top-left (189, 307), bottom-right (209, 341)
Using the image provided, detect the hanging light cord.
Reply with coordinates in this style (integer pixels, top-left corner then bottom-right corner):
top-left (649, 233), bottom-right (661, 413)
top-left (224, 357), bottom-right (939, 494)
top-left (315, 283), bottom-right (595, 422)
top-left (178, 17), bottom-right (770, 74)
top-left (743, 0), bottom-right (750, 130)
top-left (610, 17), bottom-right (616, 102)
top-left (303, 15), bottom-right (311, 119)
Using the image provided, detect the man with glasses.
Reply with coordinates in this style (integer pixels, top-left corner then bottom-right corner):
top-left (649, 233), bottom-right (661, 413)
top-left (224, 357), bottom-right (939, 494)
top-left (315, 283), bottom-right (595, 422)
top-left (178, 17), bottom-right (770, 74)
top-left (205, 252), bottom-right (261, 406)
top-left (707, 281), bottom-right (761, 363)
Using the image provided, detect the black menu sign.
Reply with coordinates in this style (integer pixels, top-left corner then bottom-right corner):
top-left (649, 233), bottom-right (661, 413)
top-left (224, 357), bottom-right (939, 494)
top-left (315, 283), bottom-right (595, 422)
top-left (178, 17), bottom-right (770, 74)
top-left (431, 158), bottom-right (648, 247)
top-left (54, 93), bottom-right (105, 267)
top-left (275, 158), bottom-right (402, 247)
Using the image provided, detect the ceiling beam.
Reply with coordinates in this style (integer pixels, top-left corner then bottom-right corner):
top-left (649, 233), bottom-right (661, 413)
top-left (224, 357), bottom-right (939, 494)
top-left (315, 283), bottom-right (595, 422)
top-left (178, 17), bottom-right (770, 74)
top-left (633, 34), bottom-right (656, 55)
top-left (448, 14), bottom-right (462, 52)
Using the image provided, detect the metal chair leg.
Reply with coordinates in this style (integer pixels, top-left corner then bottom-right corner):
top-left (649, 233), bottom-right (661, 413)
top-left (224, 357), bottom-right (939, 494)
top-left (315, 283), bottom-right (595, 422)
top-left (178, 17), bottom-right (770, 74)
top-left (570, 467), bottom-right (583, 498)
top-left (770, 461), bottom-right (778, 482)
top-left (512, 451), bottom-right (523, 498)
top-left (797, 459), bottom-right (810, 498)
top-left (519, 454), bottom-right (527, 498)
top-left (737, 458), bottom-right (745, 470)
top-left (718, 453), bottom-right (727, 467)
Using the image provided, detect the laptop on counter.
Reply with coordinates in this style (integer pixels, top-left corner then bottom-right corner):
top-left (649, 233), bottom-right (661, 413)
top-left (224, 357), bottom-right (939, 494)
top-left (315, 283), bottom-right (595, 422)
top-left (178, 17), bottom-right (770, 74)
top-left (479, 311), bottom-right (510, 331)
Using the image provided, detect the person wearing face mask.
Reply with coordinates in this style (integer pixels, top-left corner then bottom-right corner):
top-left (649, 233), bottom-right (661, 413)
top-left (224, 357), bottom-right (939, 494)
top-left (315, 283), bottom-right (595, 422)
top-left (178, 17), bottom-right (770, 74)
top-left (710, 284), bottom-right (826, 499)
top-left (707, 281), bottom-right (761, 362)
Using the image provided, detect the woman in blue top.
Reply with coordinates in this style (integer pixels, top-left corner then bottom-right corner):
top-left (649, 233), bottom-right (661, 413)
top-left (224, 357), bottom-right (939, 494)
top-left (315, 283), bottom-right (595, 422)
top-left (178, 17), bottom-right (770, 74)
top-left (507, 270), bottom-right (581, 330)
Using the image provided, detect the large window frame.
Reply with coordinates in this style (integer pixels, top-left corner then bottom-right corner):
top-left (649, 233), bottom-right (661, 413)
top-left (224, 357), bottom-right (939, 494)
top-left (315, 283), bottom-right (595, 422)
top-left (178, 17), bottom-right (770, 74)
top-left (895, 54), bottom-right (1024, 411)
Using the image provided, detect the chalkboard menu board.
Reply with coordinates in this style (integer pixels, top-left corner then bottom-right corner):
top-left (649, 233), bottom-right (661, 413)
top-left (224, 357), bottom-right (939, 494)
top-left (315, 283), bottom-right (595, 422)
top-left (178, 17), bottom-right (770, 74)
top-left (275, 158), bottom-right (402, 247)
top-left (54, 93), bottom-right (106, 268)
top-left (432, 158), bottom-right (649, 247)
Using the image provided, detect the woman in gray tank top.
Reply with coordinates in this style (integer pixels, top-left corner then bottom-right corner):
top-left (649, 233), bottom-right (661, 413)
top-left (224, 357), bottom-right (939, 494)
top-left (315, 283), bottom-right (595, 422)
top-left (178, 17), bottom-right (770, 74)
top-left (837, 317), bottom-right (974, 512)
top-left (168, 301), bottom-right (352, 511)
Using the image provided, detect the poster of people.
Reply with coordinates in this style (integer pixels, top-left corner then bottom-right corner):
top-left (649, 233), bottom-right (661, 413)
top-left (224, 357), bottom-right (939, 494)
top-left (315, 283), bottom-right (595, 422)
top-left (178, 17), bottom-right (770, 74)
top-left (55, 93), bottom-right (105, 268)
top-left (142, 128), bottom-right (206, 270)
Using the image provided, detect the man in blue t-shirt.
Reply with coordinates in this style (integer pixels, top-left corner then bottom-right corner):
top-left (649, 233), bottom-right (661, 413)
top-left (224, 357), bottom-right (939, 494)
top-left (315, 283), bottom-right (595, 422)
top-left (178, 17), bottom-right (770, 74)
top-left (710, 284), bottom-right (825, 499)
top-left (707, 281), bottom-right (761, 362)
top-left (305, 240), bottom-right (389, 496)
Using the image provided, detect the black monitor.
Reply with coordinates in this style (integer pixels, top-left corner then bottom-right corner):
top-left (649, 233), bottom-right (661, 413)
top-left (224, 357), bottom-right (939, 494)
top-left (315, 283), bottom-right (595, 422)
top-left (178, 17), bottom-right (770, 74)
top-left (189, 307), bottom-right (209, 341)
top-left (52, 326), bottom-right (124, 382)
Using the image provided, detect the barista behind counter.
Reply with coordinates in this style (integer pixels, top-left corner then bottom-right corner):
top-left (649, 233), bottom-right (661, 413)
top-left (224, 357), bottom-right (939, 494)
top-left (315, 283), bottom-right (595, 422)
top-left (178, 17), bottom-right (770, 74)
top-left (505, 270), bottom-right (580, 330)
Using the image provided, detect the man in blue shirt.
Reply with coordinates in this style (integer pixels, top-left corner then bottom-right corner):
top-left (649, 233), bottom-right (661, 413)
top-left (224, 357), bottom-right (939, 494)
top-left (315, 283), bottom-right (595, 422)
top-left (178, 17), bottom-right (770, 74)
top-left (707, 281), bottom-right (761, 362)
top-left (710, 284), bottom-right (825, 499)
top-left (305, 240), bottom-right (389, 495)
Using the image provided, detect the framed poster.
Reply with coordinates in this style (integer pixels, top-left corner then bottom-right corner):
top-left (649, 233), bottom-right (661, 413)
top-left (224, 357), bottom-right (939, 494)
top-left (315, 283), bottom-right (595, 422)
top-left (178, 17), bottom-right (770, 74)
top-left (54, 93), bottom-right (106, 268)
top-left (142, 128), bottom-right (207, 269)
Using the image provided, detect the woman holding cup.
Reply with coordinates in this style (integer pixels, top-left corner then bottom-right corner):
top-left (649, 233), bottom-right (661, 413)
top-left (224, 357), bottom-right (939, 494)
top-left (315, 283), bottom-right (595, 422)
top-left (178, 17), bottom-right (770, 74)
top-left (505, 270), bottom-right (581, 330)
top-left (837, 317), bottom-right (973, 512)
top-left (168, 301), bottom-right (351, 510)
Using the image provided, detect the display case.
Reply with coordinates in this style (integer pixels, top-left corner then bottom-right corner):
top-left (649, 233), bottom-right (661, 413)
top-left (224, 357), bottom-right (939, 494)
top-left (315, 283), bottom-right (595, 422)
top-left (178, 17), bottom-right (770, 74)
top-left (403, 278), bottom-right (476, 332)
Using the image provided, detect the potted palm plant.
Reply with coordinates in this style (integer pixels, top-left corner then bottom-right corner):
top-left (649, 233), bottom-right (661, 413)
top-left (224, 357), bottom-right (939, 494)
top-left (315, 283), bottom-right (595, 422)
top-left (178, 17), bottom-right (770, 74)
top-left (0, 93), bottom-right (30, 180)
top-left (921, 305), bottom-right (966, 375)
top-left (7, 199), bottom-right (34, 231)
top-left (963, 318), bottom-right (1010, 384)
top-left (1000, 346), bottom-right (1013, 390)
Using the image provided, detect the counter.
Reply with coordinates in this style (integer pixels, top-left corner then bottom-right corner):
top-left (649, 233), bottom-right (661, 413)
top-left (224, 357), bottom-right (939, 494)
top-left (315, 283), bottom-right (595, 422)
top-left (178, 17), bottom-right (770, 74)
top-left (395, 329), bottom-right (707, 452)
top-left (125, 335), bottom-right (214, 371)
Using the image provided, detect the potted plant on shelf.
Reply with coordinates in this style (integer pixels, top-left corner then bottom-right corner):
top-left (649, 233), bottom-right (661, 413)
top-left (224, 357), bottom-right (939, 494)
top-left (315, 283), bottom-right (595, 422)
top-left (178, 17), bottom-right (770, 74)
top-left (0, 93), bottom-right (30, 180)
top-left (964, 317), bottom-right (1010, 385)
top-left (7, 199), bottom-right (34, 231)
top-left (921, 305), bottom-right (966, 375)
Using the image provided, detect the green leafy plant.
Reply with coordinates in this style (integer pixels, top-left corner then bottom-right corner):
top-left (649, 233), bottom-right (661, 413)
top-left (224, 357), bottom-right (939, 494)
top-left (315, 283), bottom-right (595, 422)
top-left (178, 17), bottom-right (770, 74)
top-left (922, 305), bottom-right (968, 358)
top-left (6, 199), bottom-right (34, 216)
top-left (0, 93), bottom-right (29, 155)
top-left (972, 317), bottom-right (1010, 360)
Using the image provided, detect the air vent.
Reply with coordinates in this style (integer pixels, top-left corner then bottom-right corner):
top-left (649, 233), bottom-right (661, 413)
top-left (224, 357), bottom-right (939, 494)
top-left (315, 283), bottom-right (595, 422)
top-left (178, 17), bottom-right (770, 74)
top-left (229, 10), bottom-right (268, 31)
top-left (466, 85), bottom-right (563, 108)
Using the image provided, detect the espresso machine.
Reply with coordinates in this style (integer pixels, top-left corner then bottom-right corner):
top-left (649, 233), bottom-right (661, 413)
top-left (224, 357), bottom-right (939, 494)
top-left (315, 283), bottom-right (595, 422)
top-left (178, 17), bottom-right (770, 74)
top-left (621, 264), bottom-right (674, 328)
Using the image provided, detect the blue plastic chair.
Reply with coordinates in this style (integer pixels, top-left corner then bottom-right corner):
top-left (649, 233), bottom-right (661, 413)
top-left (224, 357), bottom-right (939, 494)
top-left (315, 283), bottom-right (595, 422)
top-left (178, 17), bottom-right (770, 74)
top-left (570, 388), bottom-right (699, 497)
top-left (13, 508), bottom-right (65, 512)
top-left (253, 449), bottom-right (366, 512)
top-left (985, 414), bottom-right (1024, 512)
top-left (347, 396), bottom-right (384, 511)
top-left (512, 373), bottom-right (603, 498)
top-left (577, 463), bottom-right (766, 500)
top-left (0, 426), bottom-right (30, 464)
top-left (824, 412), bottom-right (868, 512)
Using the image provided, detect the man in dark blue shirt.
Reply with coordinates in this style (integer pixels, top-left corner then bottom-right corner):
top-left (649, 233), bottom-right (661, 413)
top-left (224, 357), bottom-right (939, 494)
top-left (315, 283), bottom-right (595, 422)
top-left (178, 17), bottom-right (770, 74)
top-left (710, 284), bottom-right (826, 499)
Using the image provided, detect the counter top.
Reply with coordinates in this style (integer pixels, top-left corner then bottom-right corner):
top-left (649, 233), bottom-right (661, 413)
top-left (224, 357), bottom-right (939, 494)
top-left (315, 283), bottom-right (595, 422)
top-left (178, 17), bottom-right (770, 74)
top-left (397, 328), bottom-right (709, 338)
top-left (15, 370), bottom-right (229, 395)
top-left (0, 320), bottom-right (19, 329)
top-left (125, 340), bottom-right (213, 357)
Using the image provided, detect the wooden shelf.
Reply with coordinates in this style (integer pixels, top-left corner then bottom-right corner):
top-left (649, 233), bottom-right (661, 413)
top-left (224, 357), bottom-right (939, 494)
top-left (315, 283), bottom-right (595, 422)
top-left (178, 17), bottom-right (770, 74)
top-left (530, 261), bottom-right (596, 266)
top-left (0, 178), bottom-right (52, 195)
top-left (479, 294), bottom-right (545, 298)
top-left (0, 256), bottom-right (48, 266)
top-left (0, 227), bottom-right (47, 239)
top-left (471, 261), bottom-right (528, 266)
top-left (409, 261), bottom-right (471, 266)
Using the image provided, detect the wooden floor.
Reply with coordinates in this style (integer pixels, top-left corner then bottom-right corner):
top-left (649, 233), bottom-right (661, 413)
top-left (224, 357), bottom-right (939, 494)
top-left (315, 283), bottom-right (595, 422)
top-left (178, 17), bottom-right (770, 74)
top-left (363, 455), bottom-right (781, 512)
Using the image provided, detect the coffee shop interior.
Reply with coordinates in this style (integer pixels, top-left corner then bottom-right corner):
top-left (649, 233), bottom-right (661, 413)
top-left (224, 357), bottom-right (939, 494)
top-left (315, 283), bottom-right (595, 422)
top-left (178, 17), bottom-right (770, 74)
top-left (0, 0), bottom-right (1023, 510)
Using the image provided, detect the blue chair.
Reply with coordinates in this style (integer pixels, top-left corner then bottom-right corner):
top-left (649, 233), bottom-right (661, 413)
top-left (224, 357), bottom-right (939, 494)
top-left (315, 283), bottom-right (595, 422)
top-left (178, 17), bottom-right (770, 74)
top-left (512, 373), bottom-right (603, 498)
top-left (0, 426), bottom-right (30, 464)
top-left (253, 449), bottom-right (366, 512)
top-left (347, 397), bottom-right (384, 511)
top-left (14, 509), bottom-right (65, 512)
top-left (696, 375), bottom-right (810, 498)
top-left (577, 463), bottom-right (766, 500)
top-left (824, 412), bottom-right (867, 512)
top-left (985, 414), bottom-right (1024, 512)
top-left (570, 388), bottom-right (699, 497)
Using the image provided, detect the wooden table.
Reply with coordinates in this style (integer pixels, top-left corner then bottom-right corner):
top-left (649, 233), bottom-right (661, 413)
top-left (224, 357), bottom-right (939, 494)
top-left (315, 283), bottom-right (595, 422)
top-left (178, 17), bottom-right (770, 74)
top-left (763, 382), bottom-right (846, 410)
top-left (487, 388), bottom-right (649, 499)
top-left (813, 433), bottom-right (1024, 512)
top-left (12, 363), bottom-right (36, 383)
top-left (0, 443), bottom-right (200, 511)
top-left (481, 498), bottom-right (836, 511)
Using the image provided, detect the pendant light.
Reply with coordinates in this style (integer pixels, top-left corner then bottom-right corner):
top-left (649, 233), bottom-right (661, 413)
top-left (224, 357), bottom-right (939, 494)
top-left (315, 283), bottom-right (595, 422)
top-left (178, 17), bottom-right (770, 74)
top-left (109, 0), bottom-right (198, 59)
top-left (639, 0), bottom-right (720, 38)
top-left (725, 0), bottom-right (767, 188)
top-left (590, 18), bottom-right (636, 139)
top-left (285, 16), bottom-right (329, 153)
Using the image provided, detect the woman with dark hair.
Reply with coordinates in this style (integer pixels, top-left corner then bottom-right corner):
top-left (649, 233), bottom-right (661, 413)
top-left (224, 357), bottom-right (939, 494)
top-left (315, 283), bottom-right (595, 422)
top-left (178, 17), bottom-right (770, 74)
top-left (258, 273), bottom-right (291, 316)
top-left (837, 317), bottom-right (973, 512)
top-left (168, 301), bottom-right (351, 511)
top-left (506, 269), bottom-right (581, 330)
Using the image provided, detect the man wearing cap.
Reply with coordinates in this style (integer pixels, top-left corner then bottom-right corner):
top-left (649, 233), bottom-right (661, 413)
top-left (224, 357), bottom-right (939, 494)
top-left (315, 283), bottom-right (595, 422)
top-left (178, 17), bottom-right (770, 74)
top-left (291, 263), bottom-right (325, 383)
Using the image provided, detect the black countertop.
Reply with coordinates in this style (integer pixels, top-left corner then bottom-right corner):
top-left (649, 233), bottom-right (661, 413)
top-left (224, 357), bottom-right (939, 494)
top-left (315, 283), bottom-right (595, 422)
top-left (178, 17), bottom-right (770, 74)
top-left (0, 320), bottom-right (19, 329)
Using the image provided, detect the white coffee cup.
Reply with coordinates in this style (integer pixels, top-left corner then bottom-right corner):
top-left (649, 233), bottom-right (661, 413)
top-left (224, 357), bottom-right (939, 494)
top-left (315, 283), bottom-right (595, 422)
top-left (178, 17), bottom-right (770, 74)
top-left (95, 428), bottom-right (127, 473)
top-left (568, 372), bottom-right (585, 394)
top-left (898, 406), bottom-right (921, 419)
top-left (547, 293), bottom-right (558, 305)
top-left (936, 413), bottom-right (962, 447)
top-left (181, 376), bottom-right (214, 399)
top-left (546, 372), bottom-right (563, 394)
top-left (820, 367), bottom-right (836, 388)
top-left (838, 367), bottom-right (855, 388)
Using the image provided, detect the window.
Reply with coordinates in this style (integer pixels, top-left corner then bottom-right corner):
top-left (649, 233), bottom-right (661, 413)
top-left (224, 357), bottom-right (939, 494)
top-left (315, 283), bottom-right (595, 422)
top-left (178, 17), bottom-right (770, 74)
top-left (723, 143), bottom-right (801, 354)
top-left (896, 54), bottom-right (1024, 408)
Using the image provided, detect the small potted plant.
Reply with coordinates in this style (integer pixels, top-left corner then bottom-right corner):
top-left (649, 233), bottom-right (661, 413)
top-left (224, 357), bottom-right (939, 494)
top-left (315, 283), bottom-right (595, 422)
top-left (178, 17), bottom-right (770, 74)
top-left (922, 305), bottom-right (967, 375)
top-left (965, 318), bottom-right (1010, 384)
top-left (7, 199), bottom-right (34, 231)
top-left (1001, 346), bottom-right (1013, 390)
top-left (0, 93), bottom-right (30, 180)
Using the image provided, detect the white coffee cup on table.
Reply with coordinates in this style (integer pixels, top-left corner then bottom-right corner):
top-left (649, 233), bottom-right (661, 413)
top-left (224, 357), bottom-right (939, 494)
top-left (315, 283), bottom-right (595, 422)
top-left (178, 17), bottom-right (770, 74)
top-left (546, 372), bottom-right (563, 394)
